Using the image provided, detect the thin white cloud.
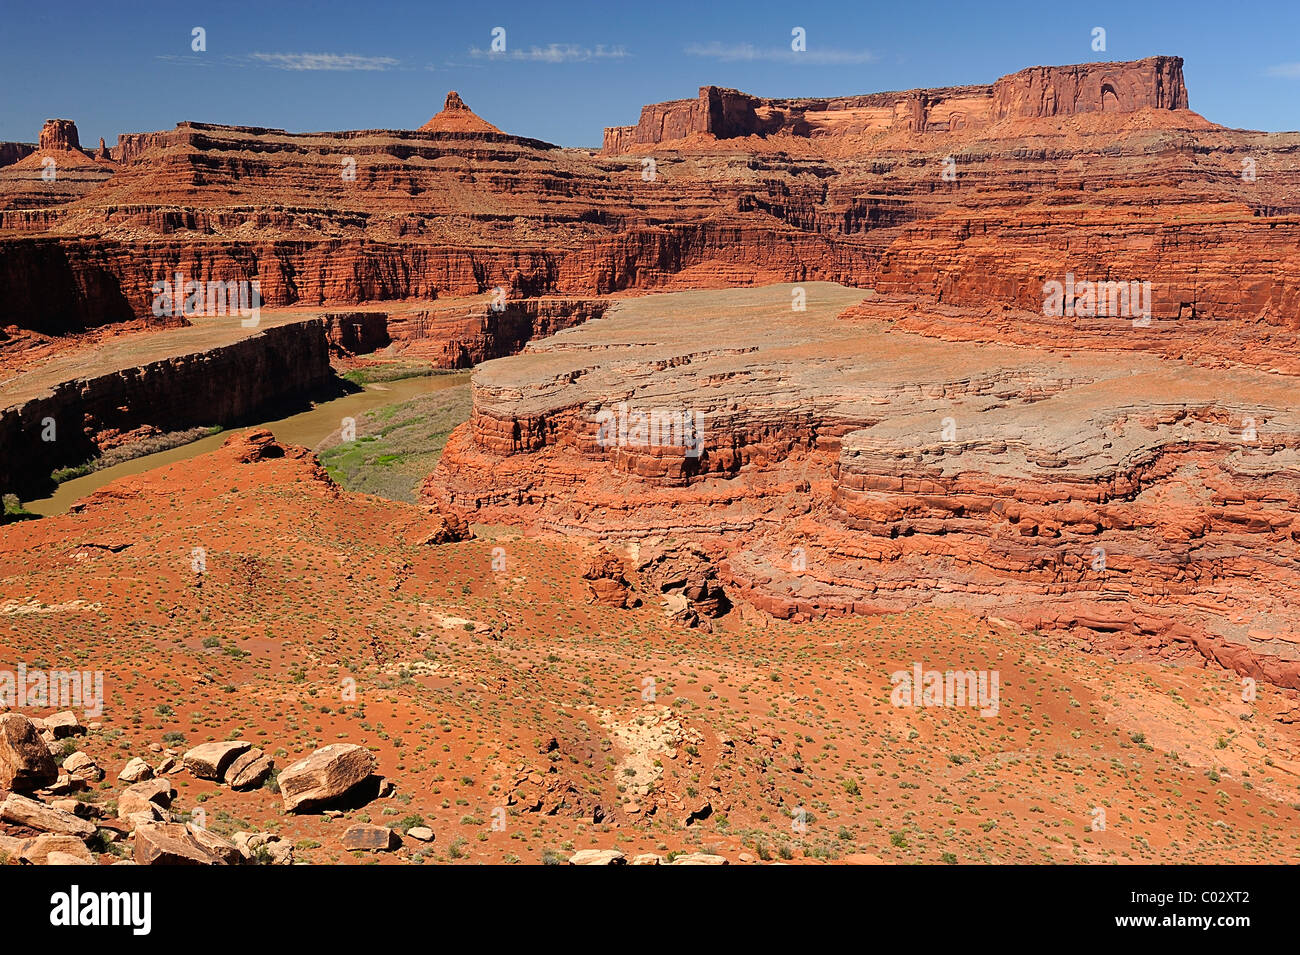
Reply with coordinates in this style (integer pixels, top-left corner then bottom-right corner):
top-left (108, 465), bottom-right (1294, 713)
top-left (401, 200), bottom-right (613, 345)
top-left (247, 52), bottom-right (400, 71)
top-left (685, 41), bottom-right (877, 65)
top-left (155, 54), bottom-right (212, 67)
top-left (468, 43), bottom-right (628, 63)
top-left (1267, 62), bottom-right (1300, 78)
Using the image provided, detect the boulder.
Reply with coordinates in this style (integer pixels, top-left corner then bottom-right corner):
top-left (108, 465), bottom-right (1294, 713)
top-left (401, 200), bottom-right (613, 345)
top-left (668, 852), bottom-right (728, 865)
top-left (182, 740), bottom-right (251, 780)
top-left (583, 548), bottom-right (631, 608)
top-left (116, 778), bottom-right (174, 818)
top-left (133, 823), bottom-right (225, 865)
top-left (630, 853), bottom-right (662, 865)
top-left (0, 793), bottom-right (96, 838)
top-left (0, 714), bottom-right (58, 791)
top-left (186, 823), bottom-right (241, 865)
top-left (406, 826), bottom-right (434, 842)
top-left (22, 835), bottom-right (97, 865)
top-left (125, 808), bottom-right (165, 828)
top-left (40, 773), bottom-right (84, 795)
top-left (232, 832), bottom-right (294, 865)
top-left (223, 748), bottom-right (273, 790)
top-left (118, 757), bottom-right (154, 783)
top-left (568, 849), bottom-right (626, 865)
top-left (341, 823), bottom-right (396, 851)
top-left (415, 509), bottom-right (472, 545)
top-left (278, 743), bottom-right (376, 812)
top-left (0, 834), bottom-right (30, 859)
top-left (44, 711), bottom-right (85, 739)
top-left (62, 751), bottom-right (103, 783)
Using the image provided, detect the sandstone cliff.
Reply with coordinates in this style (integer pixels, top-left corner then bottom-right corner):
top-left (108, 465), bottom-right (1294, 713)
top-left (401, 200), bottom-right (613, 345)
top-left (602, 57), bottom-right (1189, 152)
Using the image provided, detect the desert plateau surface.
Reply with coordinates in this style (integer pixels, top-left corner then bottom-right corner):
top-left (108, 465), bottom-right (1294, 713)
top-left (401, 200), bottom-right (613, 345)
top-left (1, 15), bottom-right (1299, 879)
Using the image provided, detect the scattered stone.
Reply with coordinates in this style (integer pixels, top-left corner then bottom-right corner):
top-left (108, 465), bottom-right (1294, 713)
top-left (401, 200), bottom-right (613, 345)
top-left (186, 823), bottom-right (241, 865)
top-left (118, 757), bottom-right (154, 783)
top-left (182, 740), bottom-right (251, 780)
top-left (223, 747), bottom-right (273, 790)
top-left (157, 756), bottom-right (180, 774)
top-left (341, 823), bottom-right (396, 851)
top-left (568, 849), bottom-right (626, 865)
top-left (232, 831), bottom-right (294, 865)
top-left (278, 743), bottom-right (377, 812)
top-left (125, 808), bottom-right (165, 829)
top-left (0, 714), bottom-right (59, 792)
top-left (40, 773), bottom-right (84, 795)
top-left (0, 834), bottom-right (30, 859)
top-left (44, 850), bottom-right (94, 866)
top-left (133, 822), bottom-right (224, 865)
top-left (116, 778), bottom-right (174, 818)
top-left (669, 852), bottom-right (728, 865)
top-left (406, 826), bottom-right (434, 842)
top-left (0, 793), bottom-right (96, 838)
top-left (45, 711), bottom-right (85, 739)
top-left (62, 751), bottom-right (103, 783)
top-left (22, 835), bottom-right (97, 865)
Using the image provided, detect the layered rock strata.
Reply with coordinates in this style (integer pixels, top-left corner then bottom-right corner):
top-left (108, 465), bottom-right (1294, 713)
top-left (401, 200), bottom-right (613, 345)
top-left (429, 284), bottom-right (1300, 687)
top-left (0, 316), bottom-right (336, 497)
top-left (602, 57), bottom-right (1188, 152)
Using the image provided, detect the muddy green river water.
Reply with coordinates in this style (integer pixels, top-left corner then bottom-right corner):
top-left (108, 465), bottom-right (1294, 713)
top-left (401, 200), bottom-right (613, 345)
top-left (24, 373), bottom-right (470, 516)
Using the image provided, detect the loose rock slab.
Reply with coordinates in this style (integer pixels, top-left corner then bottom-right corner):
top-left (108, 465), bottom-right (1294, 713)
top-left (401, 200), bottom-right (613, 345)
top-left (279, 743), bottom-right (376, 812)
top-left (341, 823), bottom-right (396, 851)
top-left (133, 822), bottom-right (224, 865)
top-left (669, 852), bottom-right (728, 865)
top-left (45, 712), bottom-right (85, 739)
top-left (116, 778), bottom-right (174, 818)
top-left (223, 747), bottom-right (273, 790)
top-left (0, 793), bottom-right (96, 838)
top-left (0, 714), bottom-right (58, 791)
top-left (182, 740), bottom-right (251, 780)
top-left (568, 849), bottom-right (626, 865)
top-left (21, 834), bottom-right (97, 865)
top-left (118, 757), bottom-right (154, 783)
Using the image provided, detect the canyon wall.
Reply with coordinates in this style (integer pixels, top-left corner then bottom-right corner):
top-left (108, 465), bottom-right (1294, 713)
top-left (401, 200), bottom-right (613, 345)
top-left (602, 56), bottom-right (1189, 152)
top-left (0, 142), bottom-right (36, 168)
top-left (429, 285), bottom-right (1300, 689)
top-left (0, 319), bottom-right (335, 497)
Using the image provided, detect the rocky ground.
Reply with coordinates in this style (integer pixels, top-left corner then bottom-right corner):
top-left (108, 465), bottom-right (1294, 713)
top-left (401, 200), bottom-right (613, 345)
top-left (2, 429), bottom-right (1300, 864)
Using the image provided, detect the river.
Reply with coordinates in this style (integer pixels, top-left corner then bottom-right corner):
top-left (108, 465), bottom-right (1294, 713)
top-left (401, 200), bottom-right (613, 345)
top-left (23, 373), bottom-right (470, 516)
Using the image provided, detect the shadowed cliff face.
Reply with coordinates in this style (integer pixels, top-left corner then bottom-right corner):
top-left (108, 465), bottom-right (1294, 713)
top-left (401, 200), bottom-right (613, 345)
top-left (0, 320), bottom-right (337, 498)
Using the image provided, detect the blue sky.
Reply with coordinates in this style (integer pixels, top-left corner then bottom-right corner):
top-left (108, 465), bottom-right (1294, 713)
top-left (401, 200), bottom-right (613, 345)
top-left (3, 0), bottom-right (1299, 148)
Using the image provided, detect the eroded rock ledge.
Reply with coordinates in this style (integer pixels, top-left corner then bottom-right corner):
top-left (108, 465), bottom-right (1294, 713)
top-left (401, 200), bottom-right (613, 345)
top-left (429, 284), bottom-right (1300, 687)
